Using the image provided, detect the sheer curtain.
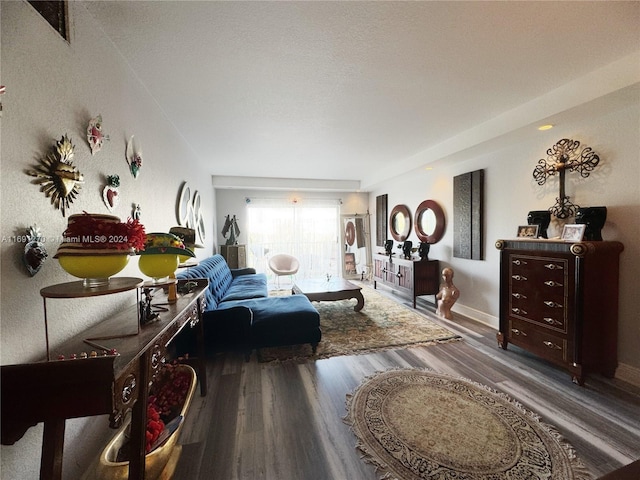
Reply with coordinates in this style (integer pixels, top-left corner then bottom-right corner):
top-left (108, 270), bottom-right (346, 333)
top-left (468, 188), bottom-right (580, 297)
top-left (246, 198), bottom-right (341, 280)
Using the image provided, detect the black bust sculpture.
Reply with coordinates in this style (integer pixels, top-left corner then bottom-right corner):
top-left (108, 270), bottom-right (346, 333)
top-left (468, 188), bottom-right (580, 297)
top-left (384, 239), bottom-right (394, 256)
top-left (527, 210), bottom-right (551, 238)
top-left (402, 240), bottom-right (413, 259)
top-left (418, 241), bottom-right (430, 260)
top-left (575, 206), bottom-right (607, 241)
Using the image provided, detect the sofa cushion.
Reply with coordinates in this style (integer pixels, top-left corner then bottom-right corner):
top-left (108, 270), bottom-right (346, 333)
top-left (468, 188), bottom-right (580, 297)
top-left (221, 273), bottom-right (268, 302)
top-left (220, 295), bottom-right (319, 330)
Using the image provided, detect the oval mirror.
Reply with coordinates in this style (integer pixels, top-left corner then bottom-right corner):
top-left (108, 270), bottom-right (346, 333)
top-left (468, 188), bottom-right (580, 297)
top-left (345, 221), bottom-right (355, 246)
top-left (414, 200), bottom-right (445, 244)
top-left (389, 204), bottom-right (411, 241)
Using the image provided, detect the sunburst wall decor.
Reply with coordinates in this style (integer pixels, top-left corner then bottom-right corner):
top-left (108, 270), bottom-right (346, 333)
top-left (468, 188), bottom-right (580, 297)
top-left (27, 134), bottom-right (84, 217)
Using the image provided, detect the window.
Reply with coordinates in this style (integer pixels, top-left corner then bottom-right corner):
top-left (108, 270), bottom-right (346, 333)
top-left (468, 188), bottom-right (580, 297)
top-left (246, 198), bottom-right (340, 281)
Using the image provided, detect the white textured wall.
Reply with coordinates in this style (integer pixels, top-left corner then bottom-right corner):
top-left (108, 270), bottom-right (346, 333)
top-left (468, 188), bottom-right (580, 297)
top-left (369, 96), bottom-right (640, 371)
top-left (1, 2), bottom-right (214, 478)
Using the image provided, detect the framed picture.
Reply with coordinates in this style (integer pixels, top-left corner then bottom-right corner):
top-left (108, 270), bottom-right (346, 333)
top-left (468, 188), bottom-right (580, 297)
top-left (344, 252), bottom-right (357, 275)
top-left (517, 225), bottom-right (539, 238)
top-left (561, 224), bottom-right (586, 242)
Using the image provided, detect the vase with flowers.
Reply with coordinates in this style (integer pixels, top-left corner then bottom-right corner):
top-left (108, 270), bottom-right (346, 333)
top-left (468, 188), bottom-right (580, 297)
top-left (54, 212), bottom-right (146, 287)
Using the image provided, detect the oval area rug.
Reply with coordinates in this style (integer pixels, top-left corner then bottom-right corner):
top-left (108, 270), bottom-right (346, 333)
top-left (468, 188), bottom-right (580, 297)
top-left (344, 369), bottom-right (592, 480)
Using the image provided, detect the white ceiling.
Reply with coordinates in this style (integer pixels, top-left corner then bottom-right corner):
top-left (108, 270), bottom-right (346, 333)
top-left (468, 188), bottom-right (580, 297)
top-left (83, 1), bottom-right (640, 190)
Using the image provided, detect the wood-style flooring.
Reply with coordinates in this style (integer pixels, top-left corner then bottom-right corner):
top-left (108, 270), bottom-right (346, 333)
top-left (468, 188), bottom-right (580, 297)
top-left (173, 286), bottom-right (640, 480)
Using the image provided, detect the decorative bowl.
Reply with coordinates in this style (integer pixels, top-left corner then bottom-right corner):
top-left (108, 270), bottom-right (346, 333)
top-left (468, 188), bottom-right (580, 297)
top-left (138, 254), bottom-right (179, 282)
top-left (57, 253), bottom-right (130, 288)
top-left (96, 365), bottom-right (196, 480)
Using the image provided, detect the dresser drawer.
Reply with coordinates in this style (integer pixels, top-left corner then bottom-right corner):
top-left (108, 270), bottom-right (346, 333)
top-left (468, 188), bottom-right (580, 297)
top-left (508, 318), bottom-right (573, 364)
top-left (509, 254), bottom-right (570, 332)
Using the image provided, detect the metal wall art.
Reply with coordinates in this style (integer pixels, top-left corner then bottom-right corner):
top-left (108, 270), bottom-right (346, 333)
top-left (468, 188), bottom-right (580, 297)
top-left (23, 225), bottom-right (48, 276)
top-left (533, 138), bottom-right (600, 219)
top-left (453, 169), bottom-right (484, 260)
top-left (86, 114), bottom-right (110, 155)
top-left (125, 135), bottom-right (143, 178)
top-left (102, 174), bottom-right (120, 212)
top-left (27, 134), bottom-right (83, 216)
top-left (176, 182), bottom-right (206, 245)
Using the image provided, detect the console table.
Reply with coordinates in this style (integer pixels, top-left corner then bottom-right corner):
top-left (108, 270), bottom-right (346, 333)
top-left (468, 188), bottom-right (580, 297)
top-left (1, 278), bottom-right (208, 480)
top-left (373, 254), bottom-right (440, 308)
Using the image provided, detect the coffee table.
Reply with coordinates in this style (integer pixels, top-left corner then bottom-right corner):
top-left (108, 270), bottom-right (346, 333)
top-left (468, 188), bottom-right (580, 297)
top-left (292, 278), bottom-right (365, 312)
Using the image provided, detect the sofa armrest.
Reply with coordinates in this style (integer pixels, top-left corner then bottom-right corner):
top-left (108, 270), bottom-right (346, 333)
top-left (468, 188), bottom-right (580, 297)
top-left (231, 267), bottom-right (257, 277)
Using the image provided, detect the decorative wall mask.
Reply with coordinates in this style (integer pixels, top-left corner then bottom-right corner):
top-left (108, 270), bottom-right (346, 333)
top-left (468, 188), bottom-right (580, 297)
top-left (23, 225), bottom-right (48, 276)
top-left (27, 134), bottom-right (83, 217)
top-left (125, 135), bottom-right (143, 178)
top-left (533, 138), bottom-right (600, 219)
top-left (86, 114), bottom-right (110, 155)
top-left (176, 182), bottom-right (206, 245)
top-left (102, 174), bottom-right (120, 212)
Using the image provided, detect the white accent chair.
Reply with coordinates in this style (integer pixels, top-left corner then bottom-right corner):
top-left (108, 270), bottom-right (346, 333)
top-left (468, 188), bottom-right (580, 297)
top-left (268, 254), bottom-right (300, 288)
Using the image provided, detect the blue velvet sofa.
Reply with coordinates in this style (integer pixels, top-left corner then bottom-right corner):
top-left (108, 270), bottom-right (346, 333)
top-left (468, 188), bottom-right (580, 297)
top-left (176, 255), bottom-right (321, 358)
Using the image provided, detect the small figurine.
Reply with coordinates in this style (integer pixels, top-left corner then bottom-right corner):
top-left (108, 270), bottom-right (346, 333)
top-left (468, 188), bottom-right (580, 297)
top-left (418, 241), bottom-right (430, 260)
top-left (436, 267), bottom-right (460, 320)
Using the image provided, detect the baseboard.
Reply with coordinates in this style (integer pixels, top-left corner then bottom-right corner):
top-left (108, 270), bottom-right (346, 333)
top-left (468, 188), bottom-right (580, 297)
top-left (452, 304), bottom-right (498, 329)
top-left (615, 362), bottom-right (640, 388)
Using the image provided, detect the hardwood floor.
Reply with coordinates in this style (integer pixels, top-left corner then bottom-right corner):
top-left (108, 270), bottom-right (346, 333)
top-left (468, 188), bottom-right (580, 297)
top-left (173, 289), bottom-right (640, 479)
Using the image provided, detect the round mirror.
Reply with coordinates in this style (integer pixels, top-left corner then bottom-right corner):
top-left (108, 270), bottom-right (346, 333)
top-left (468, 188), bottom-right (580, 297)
top-left (414, 200), bottom-right (445, 244)
top-left (389, 205), bottom-right (411, 241)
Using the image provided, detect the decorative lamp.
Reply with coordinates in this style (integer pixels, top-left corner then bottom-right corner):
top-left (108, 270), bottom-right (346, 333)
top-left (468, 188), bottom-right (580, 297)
top-left (138, 233), bottom-right (194, 283)
top-left (54, 213), bottom-right (145, 287)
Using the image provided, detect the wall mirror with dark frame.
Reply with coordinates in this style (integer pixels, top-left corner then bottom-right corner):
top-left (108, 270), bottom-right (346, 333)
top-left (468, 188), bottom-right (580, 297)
top-left (389, 204), bottom-right (411, 242)
top-left (341, 214), bottom-right (372, 280)
top-left (414, 199), bottom-right (446, 244)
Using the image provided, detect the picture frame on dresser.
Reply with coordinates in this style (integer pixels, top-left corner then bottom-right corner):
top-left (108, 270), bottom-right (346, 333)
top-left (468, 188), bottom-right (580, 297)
top-left (517, 225), bottom-right (538, 238)
top-left (561, 224), bottom-right (585, 242)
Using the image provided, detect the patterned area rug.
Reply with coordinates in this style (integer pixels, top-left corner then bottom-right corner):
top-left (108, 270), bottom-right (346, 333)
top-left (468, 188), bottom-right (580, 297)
top-left (344, 369), bottom-right (592, 480)
top-left (258, 285), bottom-right (460, 362)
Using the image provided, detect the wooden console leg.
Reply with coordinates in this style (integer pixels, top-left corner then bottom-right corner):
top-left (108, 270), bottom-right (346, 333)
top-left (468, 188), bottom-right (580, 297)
top-left (41, 418), bottom-right (65, 480)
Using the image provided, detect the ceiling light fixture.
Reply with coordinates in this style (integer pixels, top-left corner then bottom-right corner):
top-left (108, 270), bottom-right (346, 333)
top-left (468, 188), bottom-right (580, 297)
top-left (537, 124), bottom-right (554, 131)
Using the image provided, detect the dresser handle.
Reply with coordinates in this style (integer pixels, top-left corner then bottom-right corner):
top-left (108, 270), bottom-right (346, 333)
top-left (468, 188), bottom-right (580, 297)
top-left (543, 317), bottom-right (562, 326)
top-left (511, 293), bottom-right (527, 299)
top-left (544, 301), bottom-right (563, 308)
top-left (512, 275), bottom-right (527, 281)
top-left (511, 328), bottom-right (527, 336)
top-left (544, 263), bottom-right (563, 270)
top-left (512, 308), bottom-right (527, 315)
top-left (543, 341), bottom-right (562, 350)
top-left (396, 271), bottom-right (403, 278)
top-left (512, 259), bottom-right (527, 266)
top-left (544, 280), bottom-right (563, 287)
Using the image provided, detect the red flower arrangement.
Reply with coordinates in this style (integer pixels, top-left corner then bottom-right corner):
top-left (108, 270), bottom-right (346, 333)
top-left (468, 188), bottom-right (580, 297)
top-left (62, 212), bottom-right (146, 251)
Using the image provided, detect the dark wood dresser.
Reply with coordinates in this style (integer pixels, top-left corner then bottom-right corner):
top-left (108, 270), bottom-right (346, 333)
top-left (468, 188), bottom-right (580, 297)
top-left (495, 239), bottom-right (624, 384)
top-left (373, 253), bottom-right (440, 308)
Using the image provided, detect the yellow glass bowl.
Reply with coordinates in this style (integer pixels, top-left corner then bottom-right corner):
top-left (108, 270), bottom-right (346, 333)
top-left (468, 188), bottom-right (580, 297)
top-left (58, 254), bottom-right (130, 286)
top-left (138, 254), bottom-right (179, 281)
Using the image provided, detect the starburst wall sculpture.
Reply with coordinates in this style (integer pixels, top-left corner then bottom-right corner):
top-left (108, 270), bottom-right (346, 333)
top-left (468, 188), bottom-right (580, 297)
top-left (27, 135), bottom-right (84, 217)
